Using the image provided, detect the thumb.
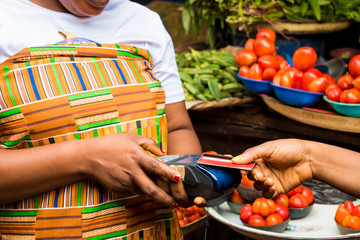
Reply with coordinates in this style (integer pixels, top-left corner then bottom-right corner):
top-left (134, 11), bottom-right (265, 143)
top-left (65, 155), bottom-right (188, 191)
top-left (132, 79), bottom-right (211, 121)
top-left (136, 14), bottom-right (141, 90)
top-left (232, 142), bottom-right (273, 164)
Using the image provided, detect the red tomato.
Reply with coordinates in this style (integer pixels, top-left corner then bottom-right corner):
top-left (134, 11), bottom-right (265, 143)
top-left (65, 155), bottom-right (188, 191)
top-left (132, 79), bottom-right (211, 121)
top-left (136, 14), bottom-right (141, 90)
top-left (326, 83), bottom-right (343, 102)
top-left (340, 88), bottom-right (360, 103)
top-left (248, 214), bottom-right (266, 226)
top-left (256, 28), bottom-right (276, 43)
top-left (279, 67), bottom-right (301, 88)
top-left (292, 46), bottom-right (318, 72)
top-left (352, 205), bottom-right (360, 218)
top-left (287, 185), bottom-right (303, 197)
top-left (197, 207), bottom-right (207, 216)
top-left (235, 49), bottom-right (257, 67)
top-left (262, 67), bottom-right (277, 81)
top-left (291, 70), bottom-right (305, 90)
top-left (258, 55), bottom-right (280, 70)
top-left (240, 204), bottom-right (254, 223)
top-left (253, 37), bottom-right (276, 57)
top-left (308, 77), bottom-right (328, 93)
top-left (337, 74), bottom-right (354, 90)
top-left (274, 194), bottom-right (289, 208)
top-left (252, 198), bottom-right (276, 217)
top-left (188, 212), bottom-right (201, 223)
top-left (230, 189), bottom-right (246, 204)
top-left (301, 188), bottom-right (314, 205)
top-left (289, 193), bottom-right (308, 208)
top-left (344, 201), bottom-right (355, 212)
top-left (239, 65), bottom-right (250, 78)
top-left (265, 213), bottom-right (284, 226)
top-left (275, 204), bottom-right (290, 220)
top-left (343, 215), bottom-right (360, 230)
top-left (240, 204), bottom-right (253, 215)
top-left (335, 203), bottom-right (351, 224)
top-left (244, 38), bottom-right (255, 50)
top-left (179, 219), bottom-right (189, 228)
top-left (353, 76), bottom-right (360, 91)
top-left (348, 55), bottom-right (360, 78)
top-left (248, 63), bottom-right (263, 80)
top-left (322, 73), bottom-right (335, 84)
top-left (186, 206), bottom-right (197, 216)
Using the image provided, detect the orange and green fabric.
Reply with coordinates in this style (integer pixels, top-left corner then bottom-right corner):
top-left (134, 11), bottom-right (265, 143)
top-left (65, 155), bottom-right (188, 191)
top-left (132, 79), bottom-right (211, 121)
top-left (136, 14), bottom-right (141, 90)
top-left (0, 43), bottom-right (182, 239)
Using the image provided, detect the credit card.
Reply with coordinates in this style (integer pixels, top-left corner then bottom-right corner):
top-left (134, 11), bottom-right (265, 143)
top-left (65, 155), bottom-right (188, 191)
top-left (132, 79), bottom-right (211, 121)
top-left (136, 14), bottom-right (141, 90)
top-left (197, 153), bottom-right (255, 170)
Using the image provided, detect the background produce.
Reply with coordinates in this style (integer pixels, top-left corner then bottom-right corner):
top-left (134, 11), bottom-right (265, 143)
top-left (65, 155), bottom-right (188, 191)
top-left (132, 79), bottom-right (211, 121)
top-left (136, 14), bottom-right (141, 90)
top-left (335, 200), bottom-right (360, 230)
top-left (177, 205), bottom-right (207, 228)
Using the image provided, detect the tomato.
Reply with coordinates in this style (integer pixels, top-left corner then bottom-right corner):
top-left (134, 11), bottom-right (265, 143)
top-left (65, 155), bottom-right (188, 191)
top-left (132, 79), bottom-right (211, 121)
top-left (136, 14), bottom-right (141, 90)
top-left (340, 88), bottom-right (360, 103)
top-left (275, 204), bottom-right (290, 220)
top-left (197, 207), bottom-right (207, 217)
top-left (344, 201), bottom-right (355, 212)
top-left (244, 38), bottom-right (255, 50)
top-left (239, 65), bottom-right (250, 78)
top-left (258, 55), bottom-right (280, 71)
top-left (186, 205), bottom-right (197, 216)
top-left (179, 219), bottom-right (189, 228)
top-left (274, 194), bottom-right (289, 208)
top-left (343, 215), bottom-right (360, 230)
top-left (292, 46), bottom-right (317, 72)
top-left (265, 213), bottom-right (284, 226)
top-left (230, 189), bottom-right (246, 204)
top-left (256, 28), bottom-right (276, 43)
top-left (176, 209), bottom-right (184, 219)
top-left (348, 55), bottom-right (360, 78)
top-left (325, 83), bottom-right (342, 102)
top-left (279, 67), bottom-right (301, 88)
top-left (287, 185), bottom-right (303, 197)
top-left (240, 204), bottom-right (254, 223)
top-left (337, 74), bottom-right (354, 90)
top-left (253, 37), bottom-right (276, 57)
top-left (322, 73), bottom-right (335, 84)
top-left (289, 193), bottom-right (308, 208)
top-left (272, 64), bottom-right (291, 86)
top-left (308, 77), bottom-right (328, 93)
top-left (301, 188), bottom-right (314, 205)
top-left (235, 49), bottom-right (257, 67)
top-left (353, 76), bottom-right (360, 91)
top-left (248, 63), bottom-right (263, 80)
top-left (252, 198), bottom-right (276, 217)
top-left (262, 67), bottom-right (277, 81)
top-left (277, 55), bottom-right (288, 69)
top-left (240, 174), bottom-right (254, 187)
top-left (335, 203), bottom-right (351, 224)
top-left (291, 70), bottom-right (305, 90)
top-left (352, 205), bottom-right (360, 218)
top-left (248, 214), bottom-right (266, 226)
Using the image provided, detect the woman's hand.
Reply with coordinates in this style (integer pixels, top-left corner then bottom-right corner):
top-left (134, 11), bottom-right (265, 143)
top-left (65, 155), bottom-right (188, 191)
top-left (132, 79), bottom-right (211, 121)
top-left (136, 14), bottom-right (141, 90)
top-left (82, 133), bottom-right (189, 207)
top-left (232, 139), bottom-right (314, 198)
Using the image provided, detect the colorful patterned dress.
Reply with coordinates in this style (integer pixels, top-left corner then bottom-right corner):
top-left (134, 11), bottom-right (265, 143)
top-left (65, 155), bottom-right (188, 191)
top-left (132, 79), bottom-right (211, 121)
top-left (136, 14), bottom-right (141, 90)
top-left (0, 41), bottom-right (182, 239)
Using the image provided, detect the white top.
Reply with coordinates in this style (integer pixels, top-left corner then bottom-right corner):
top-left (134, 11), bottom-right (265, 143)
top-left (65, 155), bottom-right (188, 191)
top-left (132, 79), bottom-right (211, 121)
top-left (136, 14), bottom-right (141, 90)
top-left (0, 0), bottom-right (185, 104)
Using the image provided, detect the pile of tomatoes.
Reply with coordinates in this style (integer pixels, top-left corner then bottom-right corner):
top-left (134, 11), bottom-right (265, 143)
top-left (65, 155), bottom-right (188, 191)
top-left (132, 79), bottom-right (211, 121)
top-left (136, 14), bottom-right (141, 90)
top-left (240, 197), bottom-right (290, 226)
top-left (176, 205), bottom-right (207, 228)
top-left (274, 184), bottom-right (314, 208)
top-left (325, 55), bottom-right (360, 104)
top-left (335, 200), bottom-right (360, 230)
top-left (236, 28), bottom-right (288, 81)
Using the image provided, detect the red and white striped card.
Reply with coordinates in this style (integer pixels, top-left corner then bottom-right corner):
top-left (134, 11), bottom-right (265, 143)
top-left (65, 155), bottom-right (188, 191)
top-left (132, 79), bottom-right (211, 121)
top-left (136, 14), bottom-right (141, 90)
top-left (197, 153), bottom-right (255, 170)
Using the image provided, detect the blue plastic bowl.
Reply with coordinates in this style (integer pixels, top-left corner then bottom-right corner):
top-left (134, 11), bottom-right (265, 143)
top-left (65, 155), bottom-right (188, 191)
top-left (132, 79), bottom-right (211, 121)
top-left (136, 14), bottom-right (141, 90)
top-left (323, 96), bottom-right (360, 117)
top-left (271, 84), bottom-right (324, 107)
top-left (237, 73), bottom-right (273, 94)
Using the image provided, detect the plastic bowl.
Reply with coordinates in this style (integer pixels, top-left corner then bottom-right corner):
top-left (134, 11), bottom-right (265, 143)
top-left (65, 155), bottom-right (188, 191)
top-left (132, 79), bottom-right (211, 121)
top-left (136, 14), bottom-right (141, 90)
top-left (323, 96), bottom-right (360, 117)
top-left (336, 221), bottom-right (360, 235)
top-left (271, 84), bottom-right (324, 107)
top-left (227, 201), bottom-right (248, 214)
top-left (237, 73), bottom-right (273, 94)
top-left (242, 217), bottom-right (290, 233)
top-left (289, 203), bottom-right (314, 219)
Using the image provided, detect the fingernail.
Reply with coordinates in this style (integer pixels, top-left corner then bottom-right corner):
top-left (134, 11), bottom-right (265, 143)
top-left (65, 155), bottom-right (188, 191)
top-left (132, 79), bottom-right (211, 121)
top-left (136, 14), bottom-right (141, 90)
top-left (173, 174), bottom-right (181, 181)
top-left (172, 202), bottom-right (178, 208)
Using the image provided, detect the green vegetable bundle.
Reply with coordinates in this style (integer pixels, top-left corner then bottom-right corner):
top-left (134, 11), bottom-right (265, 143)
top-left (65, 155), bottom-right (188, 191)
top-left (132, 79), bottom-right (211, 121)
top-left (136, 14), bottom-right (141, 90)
top-left (176, 49), bottom-right (246, 102)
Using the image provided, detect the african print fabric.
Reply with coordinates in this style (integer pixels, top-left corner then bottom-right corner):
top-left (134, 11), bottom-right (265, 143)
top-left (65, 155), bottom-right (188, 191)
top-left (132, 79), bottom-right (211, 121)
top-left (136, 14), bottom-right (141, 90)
top-left (0, 42), bottom-right (182, 239)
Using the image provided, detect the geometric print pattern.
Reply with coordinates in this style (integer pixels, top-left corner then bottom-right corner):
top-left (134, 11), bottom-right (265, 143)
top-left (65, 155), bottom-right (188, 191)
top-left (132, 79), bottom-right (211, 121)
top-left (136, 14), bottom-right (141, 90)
top-left (0, 42), bottom-right (181, 239)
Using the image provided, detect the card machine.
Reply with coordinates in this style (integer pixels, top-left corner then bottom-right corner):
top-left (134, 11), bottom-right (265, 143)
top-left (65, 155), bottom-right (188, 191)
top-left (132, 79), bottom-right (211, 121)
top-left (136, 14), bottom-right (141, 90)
top-left (159, 154), bottom-right (242, 206)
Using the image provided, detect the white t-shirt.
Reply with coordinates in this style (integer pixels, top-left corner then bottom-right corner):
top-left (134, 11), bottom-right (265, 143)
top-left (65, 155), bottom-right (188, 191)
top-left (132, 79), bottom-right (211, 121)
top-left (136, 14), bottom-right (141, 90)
top-left (0, 0), bottom-right (185, 104)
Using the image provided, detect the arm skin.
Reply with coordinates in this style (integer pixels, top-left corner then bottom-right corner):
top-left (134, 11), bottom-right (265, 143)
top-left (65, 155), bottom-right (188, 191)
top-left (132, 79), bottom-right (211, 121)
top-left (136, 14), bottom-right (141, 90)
top-left (0, 133), bottom-right (186, 206)
top-left (232, 139), bottom-right (360, 199)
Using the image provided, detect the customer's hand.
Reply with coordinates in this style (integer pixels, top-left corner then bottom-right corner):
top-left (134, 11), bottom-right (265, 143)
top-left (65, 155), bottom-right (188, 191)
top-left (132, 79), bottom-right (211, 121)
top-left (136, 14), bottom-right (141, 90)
top-left (232, 139), bottom-right (314, 198)
top-left (82, 133), bottom-right (189, 207)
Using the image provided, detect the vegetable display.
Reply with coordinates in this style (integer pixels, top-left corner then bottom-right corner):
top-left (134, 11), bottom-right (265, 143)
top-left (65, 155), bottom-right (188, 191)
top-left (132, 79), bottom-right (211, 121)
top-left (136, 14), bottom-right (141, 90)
top-left (176, 49), bottom-right (248, 102)
top-left (335, 200), bottom-right (360, 230)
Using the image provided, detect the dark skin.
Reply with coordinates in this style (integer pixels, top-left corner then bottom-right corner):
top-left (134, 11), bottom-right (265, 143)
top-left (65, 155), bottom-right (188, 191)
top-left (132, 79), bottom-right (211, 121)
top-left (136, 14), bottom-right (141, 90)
top-left (1, 0), bottom-right (203, 207)
top-left (232, 139), bottom-right (360, 199)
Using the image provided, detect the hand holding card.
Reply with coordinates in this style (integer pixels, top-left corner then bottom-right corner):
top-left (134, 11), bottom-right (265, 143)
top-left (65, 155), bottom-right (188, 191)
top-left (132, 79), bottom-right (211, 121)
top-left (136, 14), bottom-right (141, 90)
top-left (197, 153), bottom-right (255, 171)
